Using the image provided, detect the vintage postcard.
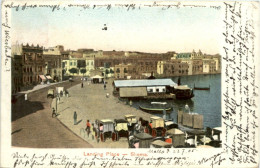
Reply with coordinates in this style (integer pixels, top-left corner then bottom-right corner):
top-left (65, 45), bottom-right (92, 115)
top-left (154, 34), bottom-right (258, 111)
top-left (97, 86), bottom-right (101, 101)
top-left (1, 0), bottom-right (259, 168)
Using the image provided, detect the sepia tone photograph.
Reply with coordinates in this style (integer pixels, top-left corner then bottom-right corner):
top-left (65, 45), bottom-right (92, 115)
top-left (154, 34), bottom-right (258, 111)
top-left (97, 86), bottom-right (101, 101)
top-left (10, 3), bottom-right (223, 149)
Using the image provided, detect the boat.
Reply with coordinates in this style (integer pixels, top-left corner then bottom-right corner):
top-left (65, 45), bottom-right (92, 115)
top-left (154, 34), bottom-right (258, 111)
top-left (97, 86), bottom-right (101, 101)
top-left (193, 84), bottom-right (210, 90)
top-left (172, 85), bottom-right (194, 100)
top-left (139, 102), bottom-right (172, 113)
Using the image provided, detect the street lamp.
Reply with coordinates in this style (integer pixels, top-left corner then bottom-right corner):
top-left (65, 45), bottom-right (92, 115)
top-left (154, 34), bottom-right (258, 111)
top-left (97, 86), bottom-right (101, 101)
top-left (56, 93), bottom-right (58, 114)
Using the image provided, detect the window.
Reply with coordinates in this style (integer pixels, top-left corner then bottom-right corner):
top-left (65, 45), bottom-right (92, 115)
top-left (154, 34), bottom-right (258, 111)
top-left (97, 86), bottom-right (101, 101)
top-left (38, 66), bottom-right (42, 72)
top-left (149, 89), bottom-right (153, 92)
top-left (156, 89), bottom-right (159, 92)
top-left (70, 62), bottom-right (72, 66)
top-left (37, 54), bottom-right (42, 59)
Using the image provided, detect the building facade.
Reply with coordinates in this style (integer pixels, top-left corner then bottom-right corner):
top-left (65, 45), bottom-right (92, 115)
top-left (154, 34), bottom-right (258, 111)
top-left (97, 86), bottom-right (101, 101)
top-left (11, 55), bottom-right (23, 93)
top-left (114, 64), bottom-right (138, 79)
top-left (62, 57), bottom-right (95, 76)
top-left (157, 60), bottom-right (189, 77)
top-left (202, 59), bottom-right (217, 73)
top-left (21, 44), bottom-right (45, 87)
top-left (43, 45), bottom-right (70, 81)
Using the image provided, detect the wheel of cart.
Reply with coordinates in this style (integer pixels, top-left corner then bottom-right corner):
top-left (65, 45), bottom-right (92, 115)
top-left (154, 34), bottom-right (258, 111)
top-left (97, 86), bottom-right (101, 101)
top-left (112, 132), bottom-right (117, 141)
top-left (149, 116), bottom-right (165, 137)
top-left (152, 129), bottom-right (157, 138)
top-left (160, 128), bottom-right (166, 137)
top-left (100, 132), bottom-right (104, 142)
top-left (114, 119), bottom-right (129, 141)
top-left (95, 119), bottom-right (115, 142)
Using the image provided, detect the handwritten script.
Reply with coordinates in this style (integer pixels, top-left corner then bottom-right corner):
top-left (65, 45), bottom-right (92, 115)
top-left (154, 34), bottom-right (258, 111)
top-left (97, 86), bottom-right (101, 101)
top-left (222, 1), bottom-right (258, 165)
top-left (2, 1), bottom-right (259, 167)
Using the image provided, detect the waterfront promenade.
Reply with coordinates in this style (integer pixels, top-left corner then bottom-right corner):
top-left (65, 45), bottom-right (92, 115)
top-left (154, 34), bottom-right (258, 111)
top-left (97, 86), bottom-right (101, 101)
top-left (55, 78), bottom-right (155, 148)
top-left (12, 78), bottom-right (93, 148)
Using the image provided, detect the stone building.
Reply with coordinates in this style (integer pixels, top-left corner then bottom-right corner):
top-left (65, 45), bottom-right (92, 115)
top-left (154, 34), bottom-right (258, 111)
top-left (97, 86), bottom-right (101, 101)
top-left (157, 60), bottom-right (189, 77)
top-left (191, 59), bottom-right (203, 75)
top-left (202, 59), bottom-right (217, 73)
top-left (11, 54), bottom-right (23, 93)
top-left (20, 44), bottom-right (45, 87)
top-left (114, 64), bottom-right (138, 79)
top-left (95, 53), bottom-right (171, 78)
top-left (43, 45), bottom-right (66, 81)
top-left (62, 58), bottom-right (94, 76)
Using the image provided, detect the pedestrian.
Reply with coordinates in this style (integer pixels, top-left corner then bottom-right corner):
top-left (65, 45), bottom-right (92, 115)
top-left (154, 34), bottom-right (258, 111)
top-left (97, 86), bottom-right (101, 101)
top-left (104, 84), bottom-right (106, 90)
top-left (24, 94), bottom-right (28, 101)
top-left (81, 82), bottom-right (84, 88)
top-left (185, 103), bottom-right (190, 113)
top-left (86, 120), bottom-right (91, 137)
top-left (73, 111), bottom-right (77, 125)
top-left (52, 108), bottom-right (56, 118)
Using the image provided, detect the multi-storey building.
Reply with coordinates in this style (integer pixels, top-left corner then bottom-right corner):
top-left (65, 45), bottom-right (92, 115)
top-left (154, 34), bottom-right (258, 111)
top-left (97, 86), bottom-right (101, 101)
top-left (62, 48), bottom-right (100, 76)
top-left (191, 59), bottom-right (203, 75)
top-left (202, 59), bottom-right (217, 73)
top-left (62, 58), bottom-right (95, 76)
top-left (114, 64), bottom-right (138, 79)
top-left (20, 44), bottom-right (45, 86)
top-left (11, 54), bottom-right (23, 93)
top-left (157, 60), bottom-right (189, 77)
top-left (43, 45), bottom-right (67, 81)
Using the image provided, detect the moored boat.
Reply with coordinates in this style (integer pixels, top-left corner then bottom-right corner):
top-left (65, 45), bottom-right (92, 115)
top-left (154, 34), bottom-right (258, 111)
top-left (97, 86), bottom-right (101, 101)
top-left (171, 85), bottom-right (194, 100)
top-left (139, 102), bottom-right (172, 113)
top-left (193, 84), bottom-right (210, 90)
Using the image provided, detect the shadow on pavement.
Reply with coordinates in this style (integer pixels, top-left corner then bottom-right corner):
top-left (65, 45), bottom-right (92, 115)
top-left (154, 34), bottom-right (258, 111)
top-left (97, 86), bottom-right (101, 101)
top-left (11, 128), bottom-right (23, 135)
top-left (12, 98), bottom-right (44, 122)
top-left (75, 119), bottom-right (82, 125)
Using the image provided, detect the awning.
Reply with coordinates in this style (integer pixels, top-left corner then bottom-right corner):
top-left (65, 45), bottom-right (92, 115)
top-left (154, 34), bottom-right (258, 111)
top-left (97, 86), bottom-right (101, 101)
top-left (39, 75), bottom-right (47, 81)
top-left (46, 75), bottom-right (52, 80)
top-left (91, 75), bottom-right (104, 79)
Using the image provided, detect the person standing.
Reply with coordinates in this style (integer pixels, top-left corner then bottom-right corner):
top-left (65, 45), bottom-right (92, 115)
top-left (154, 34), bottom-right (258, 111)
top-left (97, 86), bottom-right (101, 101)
top-left (52, 108), bottom-right (56, 118)
top-left (81, 82), bottom-right (84, 88)
top-left (73, 111), bottom-right (77, 125)
top-left (86, 120), bottom-right (91, 137)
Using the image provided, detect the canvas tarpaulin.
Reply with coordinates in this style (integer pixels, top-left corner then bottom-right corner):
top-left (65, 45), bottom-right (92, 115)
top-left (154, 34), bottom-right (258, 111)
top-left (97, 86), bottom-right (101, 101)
top-left (193, 114), bottom-right (203, 129)
top-left (119, 87), bottom-right (147, 97)
top-left (182, 112), bottom-right (193, 127)
top-left (115, 123), bottom-right (128, 131)
top-left (178, 110), bottom-right (183, 124)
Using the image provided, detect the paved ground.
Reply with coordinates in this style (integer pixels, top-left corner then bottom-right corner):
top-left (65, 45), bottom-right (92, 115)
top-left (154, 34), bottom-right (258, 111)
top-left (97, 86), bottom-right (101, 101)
top-left (56, 78), bottom-right (156, 148)
top-left (12, 78), bottom-right (93, 148)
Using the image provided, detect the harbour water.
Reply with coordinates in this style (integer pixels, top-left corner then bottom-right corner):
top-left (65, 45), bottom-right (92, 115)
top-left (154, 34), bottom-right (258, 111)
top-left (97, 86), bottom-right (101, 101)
top-left (132, 74), bottom-right (221, 128)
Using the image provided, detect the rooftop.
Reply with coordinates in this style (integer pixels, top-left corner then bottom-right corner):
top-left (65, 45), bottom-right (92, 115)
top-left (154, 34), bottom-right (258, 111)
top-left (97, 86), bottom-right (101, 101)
top-left (114, 79), bottom-right (177, 88)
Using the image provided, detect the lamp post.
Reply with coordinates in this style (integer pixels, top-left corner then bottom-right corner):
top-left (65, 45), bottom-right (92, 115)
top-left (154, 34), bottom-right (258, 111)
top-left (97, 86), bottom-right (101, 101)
top-left (56, 93), bottom-right (58, 114)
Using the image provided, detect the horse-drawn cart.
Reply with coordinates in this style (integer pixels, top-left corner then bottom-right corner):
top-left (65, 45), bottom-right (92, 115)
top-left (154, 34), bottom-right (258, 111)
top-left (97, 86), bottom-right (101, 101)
top-left (114, 119), bottom-right (129, 141)
top-left (149, 116), bottom-right (166, 138)
top-left (125, 114), bottom-right (137, 134)
top-left (94, 119), bottom-right (117, 142)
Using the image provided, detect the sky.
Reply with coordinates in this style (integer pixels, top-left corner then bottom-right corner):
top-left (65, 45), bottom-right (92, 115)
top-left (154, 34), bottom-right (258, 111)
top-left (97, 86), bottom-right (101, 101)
top-left (11, 5), bottom-right (222, 54)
